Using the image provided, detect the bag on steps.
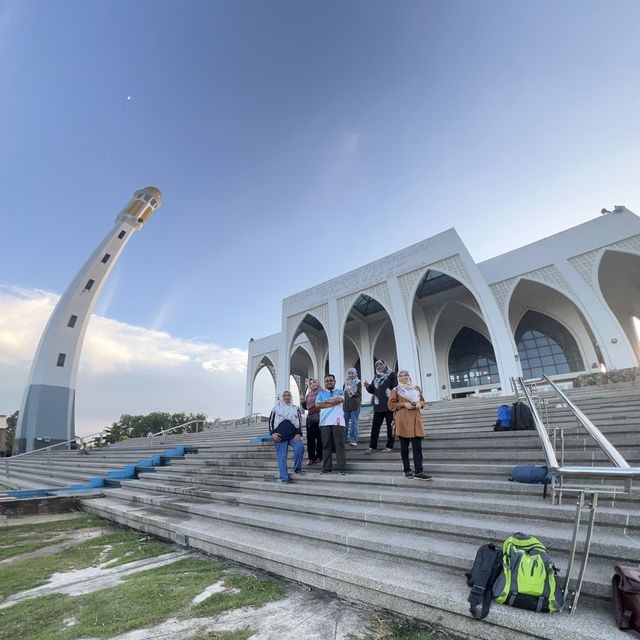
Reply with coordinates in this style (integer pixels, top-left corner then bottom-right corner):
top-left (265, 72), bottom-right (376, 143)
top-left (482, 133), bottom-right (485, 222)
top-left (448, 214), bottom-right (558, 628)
top-left (511, 401), bottom-right (536, 430)
top-left (466, 543), bottom-right (503, 619)
top-left (511, 465), bottom-right (551, 484)
top-left (612, 565), bottom-right (640, 636)
top-left (493, 405), bottom-right (513, 431)
top-left (492, 533), bottom-right (563, 613)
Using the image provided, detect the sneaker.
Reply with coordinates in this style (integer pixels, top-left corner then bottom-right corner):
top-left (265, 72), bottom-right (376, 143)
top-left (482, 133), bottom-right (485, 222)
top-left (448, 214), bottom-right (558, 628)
top-left (382, 448), bottom-right (393, 453)
top-left (414, 472), bottom-right (432, 481)
top-left (364, 448), bottom-right (376, 454)
top-left (349, 442), bottom-right (358, 447)
top-left (305, 459), bottom-right (314, 466)
top-left (321, 469), bottom-right (332, 474)
top-left (404, 471), bottom-right (413, 478)
top-left (280, 478), bottom-right (292, 484)
top-left (339, 471), bottom-right (347, 476)
top-left (294, 469), bottom-right (306, 475)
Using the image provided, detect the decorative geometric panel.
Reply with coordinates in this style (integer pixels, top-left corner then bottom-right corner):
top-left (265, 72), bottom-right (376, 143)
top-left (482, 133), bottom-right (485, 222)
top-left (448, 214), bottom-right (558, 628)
top-left (568, 250), bottom-right (599, 291)
top-left (611, 233), bottom-right (640, 255)
top-left (490, 278), bottom-right (517, 314)
top-left (520, 265), bottom-right (577, 299)
top-left (398, 267), bottom-right (425, 306)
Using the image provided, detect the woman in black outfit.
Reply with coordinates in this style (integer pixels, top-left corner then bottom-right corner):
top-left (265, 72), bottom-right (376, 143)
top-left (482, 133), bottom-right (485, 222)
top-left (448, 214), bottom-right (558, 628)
top-left (364, 360), bottom-right (398, 453)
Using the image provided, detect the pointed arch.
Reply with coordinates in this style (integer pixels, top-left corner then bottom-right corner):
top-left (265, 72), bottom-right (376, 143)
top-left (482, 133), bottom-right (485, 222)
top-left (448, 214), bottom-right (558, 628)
top-left (508, 278), bottom-right (599, 376)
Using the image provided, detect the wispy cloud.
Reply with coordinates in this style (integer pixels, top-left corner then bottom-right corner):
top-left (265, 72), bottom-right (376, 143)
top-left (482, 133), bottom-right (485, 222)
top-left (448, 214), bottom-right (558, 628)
top-left (0, 285), bottom-right (266, 433)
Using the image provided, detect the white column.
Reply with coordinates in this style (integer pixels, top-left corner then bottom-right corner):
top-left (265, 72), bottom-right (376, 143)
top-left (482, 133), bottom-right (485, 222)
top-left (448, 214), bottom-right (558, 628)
top-left (327, 299), bottom-right (343, 381)
top-left (387, 276), bottom-right (419, 375)
top-left (413, 310), bottom-right (438, 400)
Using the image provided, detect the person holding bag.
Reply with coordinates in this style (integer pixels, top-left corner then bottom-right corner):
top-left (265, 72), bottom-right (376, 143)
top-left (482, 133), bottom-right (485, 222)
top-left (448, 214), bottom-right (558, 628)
top-left (268, 390), bottom-right (305, 483)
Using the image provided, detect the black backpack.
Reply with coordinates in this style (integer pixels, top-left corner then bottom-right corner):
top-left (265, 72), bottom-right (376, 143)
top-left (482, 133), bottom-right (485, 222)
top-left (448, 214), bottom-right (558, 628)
top-left (511, 402), bottom-right (535, 430)
top-left (466, 543), bottom-right (503, 619)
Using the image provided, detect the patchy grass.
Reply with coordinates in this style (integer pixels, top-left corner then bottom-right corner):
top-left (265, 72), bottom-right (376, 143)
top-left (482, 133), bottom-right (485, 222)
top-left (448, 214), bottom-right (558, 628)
top-left (0, 539), bottom-right (55, 561)
top-left (189, 572), bottom-right (285, 618)
top-left (189, 629), bottom-right (255, 640)
top-left (0, 513), bottom-right (105, 537)
top-left (0, 530), bottom-right (172, 600)
top-left (361, 616), bottom-right (459, 640)
top-left (0, 557), bottom-right (281, 640)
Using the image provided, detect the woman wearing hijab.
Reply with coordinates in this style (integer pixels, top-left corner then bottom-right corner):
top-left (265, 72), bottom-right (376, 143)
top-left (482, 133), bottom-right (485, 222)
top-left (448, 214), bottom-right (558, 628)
top-left (388, 370), bottom-right (431, 480)
top-left (364, 360), bottom-right (398, 453)
top-left (300, 378), bottom-right (322, 465)
top-left (343, 368), bottom-right (362, 446)
top-left (268, 390), bottom-right (305, 483)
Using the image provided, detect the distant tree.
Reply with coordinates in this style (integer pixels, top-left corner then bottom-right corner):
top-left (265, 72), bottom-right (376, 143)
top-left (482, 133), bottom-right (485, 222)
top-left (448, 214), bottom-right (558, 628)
top-left (5, 410), bottom-right (18, 456)
top-left (103, 411), bottom-right (207, 443)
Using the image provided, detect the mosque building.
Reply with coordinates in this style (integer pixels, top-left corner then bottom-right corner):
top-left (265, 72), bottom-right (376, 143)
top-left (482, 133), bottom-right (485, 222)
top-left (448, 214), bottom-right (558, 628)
top-left (245, 207), bottom-right (640, 411)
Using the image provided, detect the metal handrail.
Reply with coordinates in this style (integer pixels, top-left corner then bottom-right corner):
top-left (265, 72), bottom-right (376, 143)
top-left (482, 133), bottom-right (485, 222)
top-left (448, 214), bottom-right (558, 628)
top-left (7, 429), bottom-right (110, 461)
top-left (517, 377), bottom-right (560, 470)
top-left (147, 419), bottom-right (205, 441)
top-left (541, 374), bottom-right (630, 469)
top-left (517, 375), bottom-right (640, 614)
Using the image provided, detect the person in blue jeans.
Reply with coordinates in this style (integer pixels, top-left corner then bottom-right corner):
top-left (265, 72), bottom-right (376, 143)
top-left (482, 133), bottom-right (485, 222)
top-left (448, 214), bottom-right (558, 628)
top-left (268, 391), bottom-right (305, 484)
top-left (343, 367), bottom-right (362, 446)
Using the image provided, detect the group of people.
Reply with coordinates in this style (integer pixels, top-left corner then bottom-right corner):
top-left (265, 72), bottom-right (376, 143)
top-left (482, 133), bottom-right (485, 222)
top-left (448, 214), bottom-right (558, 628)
top-left (267, 360), bottom-right (432, 483)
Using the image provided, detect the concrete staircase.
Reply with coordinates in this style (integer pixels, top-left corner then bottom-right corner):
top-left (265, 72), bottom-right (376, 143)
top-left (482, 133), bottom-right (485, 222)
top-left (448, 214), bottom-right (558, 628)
top-left (3, 383), bottom-right (640, 639)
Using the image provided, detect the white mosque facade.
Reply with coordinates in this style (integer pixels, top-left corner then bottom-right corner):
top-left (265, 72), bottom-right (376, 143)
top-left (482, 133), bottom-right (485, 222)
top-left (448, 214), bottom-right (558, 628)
top-left (245, 207), bottom-right (640, 412)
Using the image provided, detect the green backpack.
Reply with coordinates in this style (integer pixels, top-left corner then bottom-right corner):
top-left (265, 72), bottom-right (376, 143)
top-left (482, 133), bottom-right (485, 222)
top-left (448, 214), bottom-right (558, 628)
top-left (492, 533), bottom-right (564, 613)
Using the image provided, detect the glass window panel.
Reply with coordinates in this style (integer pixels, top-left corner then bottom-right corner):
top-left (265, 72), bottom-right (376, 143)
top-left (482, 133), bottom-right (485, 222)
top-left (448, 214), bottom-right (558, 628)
top-left (448, 327), bottom-right (500, 388)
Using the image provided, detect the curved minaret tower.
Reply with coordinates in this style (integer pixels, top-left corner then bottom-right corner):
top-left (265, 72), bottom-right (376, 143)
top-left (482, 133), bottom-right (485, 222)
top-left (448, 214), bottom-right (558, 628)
top-left (14, 187), bottom-right (163, 454)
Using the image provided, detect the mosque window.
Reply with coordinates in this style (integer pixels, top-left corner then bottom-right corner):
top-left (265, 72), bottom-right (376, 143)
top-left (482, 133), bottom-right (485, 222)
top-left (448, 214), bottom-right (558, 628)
top-left (56, 353), bottom-right (66, 367)
top-left (150, 198), bottom-right (157, 207)
top-left (84, 279), bottom-right (95, 291)
top-left (448, 327), bottom-right (500, 388)
top-left (67, 315), bottom-right (77, 328)
top-left (118, 230), bottom-right (126, 239)
top-left (515, 311), bottom-right (584, 379)
top-left (143, 195), bottom-right (151, 202)
top-left (101, 253), bottom-right (111, 264)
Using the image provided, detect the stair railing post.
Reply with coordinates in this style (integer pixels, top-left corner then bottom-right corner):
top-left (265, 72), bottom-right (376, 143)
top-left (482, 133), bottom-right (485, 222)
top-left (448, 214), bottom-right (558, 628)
top-left (562, 491), bottom-right (584, 609)
top-left (570, 492), bottom-right (599, 615)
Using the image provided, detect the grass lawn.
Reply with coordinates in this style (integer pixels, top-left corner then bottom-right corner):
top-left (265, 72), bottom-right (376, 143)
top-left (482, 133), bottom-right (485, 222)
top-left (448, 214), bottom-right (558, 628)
top-left (0, 556), bottom-right (284, 640)
top-left (0, 513), bottom-right (284, 640)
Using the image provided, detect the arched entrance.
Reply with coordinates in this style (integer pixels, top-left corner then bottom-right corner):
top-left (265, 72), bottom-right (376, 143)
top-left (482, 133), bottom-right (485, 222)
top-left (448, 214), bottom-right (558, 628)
top-left (251, 355), bottom-right (277, 415)
top-left (598, 250), bottom-right (640, 364)
top-left (343, 293), bottom-right (398, 385)
top-left (413, 269), bottom-right (498, 398)
top-left (448, 326), bottom-right (500, 394)
top-left (508, 279), bottom-right (597, 379)
top-left (290, 313), bottom-right (328, 394)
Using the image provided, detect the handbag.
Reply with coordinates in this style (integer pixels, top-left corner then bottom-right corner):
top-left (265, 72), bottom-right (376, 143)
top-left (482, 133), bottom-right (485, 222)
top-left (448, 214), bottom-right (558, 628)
top-left (612, 565), bottom-right (640, 637)
top-left (274, 419), bottom-right (297, 441)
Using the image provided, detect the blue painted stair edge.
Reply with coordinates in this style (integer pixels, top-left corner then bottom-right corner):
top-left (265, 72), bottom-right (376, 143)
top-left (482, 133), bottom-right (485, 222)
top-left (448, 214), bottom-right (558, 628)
top-left (1, 445), bottom-right (198, 498)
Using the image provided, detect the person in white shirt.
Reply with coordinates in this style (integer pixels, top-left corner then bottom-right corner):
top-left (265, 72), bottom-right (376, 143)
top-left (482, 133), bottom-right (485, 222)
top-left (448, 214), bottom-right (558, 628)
top-left (314, 374), bottom-right (347, 475)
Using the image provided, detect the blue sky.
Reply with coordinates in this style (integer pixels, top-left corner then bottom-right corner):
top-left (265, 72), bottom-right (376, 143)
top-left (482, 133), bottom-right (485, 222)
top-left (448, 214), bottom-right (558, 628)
top-left (1, 0), bottom-right (639, 428)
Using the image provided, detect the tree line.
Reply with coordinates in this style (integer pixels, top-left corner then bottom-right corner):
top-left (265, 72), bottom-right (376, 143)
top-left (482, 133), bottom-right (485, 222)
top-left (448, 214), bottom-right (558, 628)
top-left (2, 410), bottom-right (208, 454)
